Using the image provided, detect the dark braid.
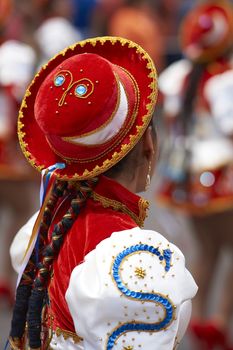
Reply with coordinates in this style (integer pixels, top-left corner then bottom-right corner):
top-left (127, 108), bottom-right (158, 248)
top-left (27, 178), bottom-right (98, 349)
top-left (175, 62), bottom-right (206, 182)
top-left (9, 180), bottom-right (68, 348)
top-left (179, 62), bottom-right (206, 135)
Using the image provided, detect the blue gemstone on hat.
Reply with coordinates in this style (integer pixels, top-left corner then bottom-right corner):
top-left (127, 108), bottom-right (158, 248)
top-left (75, 84), bottom-right (87, 96)
top-left (54, 75), bottom-right (65, 86)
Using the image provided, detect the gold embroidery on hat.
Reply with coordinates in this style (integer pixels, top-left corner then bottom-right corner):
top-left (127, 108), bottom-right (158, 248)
top-left (54, 70), bottom-right (94, 106)
top-left (51, 66), bottom-right (140, 159)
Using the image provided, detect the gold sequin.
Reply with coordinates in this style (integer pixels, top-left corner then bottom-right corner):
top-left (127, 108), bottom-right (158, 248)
top-left (134, 267), bottom-right (146, 279)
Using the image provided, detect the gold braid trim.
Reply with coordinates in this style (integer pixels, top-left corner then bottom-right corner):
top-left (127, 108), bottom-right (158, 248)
top-left (55, 327), bottom-right (83, 344)
top-left (138, 198), bottom-right (150, 227)
top-left (8, 336), bottom-right (32, 350)
top-left (91, 192), bottom-right (149, 228)
top-left (9, 337), bottom-right (22, 350)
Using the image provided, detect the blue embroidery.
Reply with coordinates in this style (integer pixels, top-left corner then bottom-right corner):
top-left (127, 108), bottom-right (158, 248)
top-left (107, 244), bottom-right (174, 350)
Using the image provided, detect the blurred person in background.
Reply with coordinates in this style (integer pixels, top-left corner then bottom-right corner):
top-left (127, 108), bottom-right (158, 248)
top-left (5, 0), bottom-right (81, 67)
top-left (157, 1), bottom-right (233, 349)
top-left (107, 0), bottom-right (165, 72)
top-left (153, 0), bottom-right (183, 66)
top-left (0, 0), bottom-right (40, 305)
top-left (91, 0), bottom-right (195, 73)
top-left (90, 0), bottom-right (125, 36)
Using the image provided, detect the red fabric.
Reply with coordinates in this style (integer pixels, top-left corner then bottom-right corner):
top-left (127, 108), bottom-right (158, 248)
top-left (190, 320), bottom-right (231, 349)
top-left (157, 165), bottom-right (233, 216)
top-left (35, 54), bottom-right (118, 137)
top-left (48, 176), bottom-right (141, 332)
top-left (44, 62), bottom-right (138, 162)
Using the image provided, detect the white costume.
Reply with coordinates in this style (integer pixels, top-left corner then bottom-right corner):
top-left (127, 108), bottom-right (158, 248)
top-left (11, 212), bottom-right (197, 350)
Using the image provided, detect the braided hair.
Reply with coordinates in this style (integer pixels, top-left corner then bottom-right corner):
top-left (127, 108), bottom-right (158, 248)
top-left (179, 62), bottom-right (206, 135)
top-left (9, 177), bottom-right (98, 349)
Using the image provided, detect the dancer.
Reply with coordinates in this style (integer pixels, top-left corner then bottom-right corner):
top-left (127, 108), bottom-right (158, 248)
top-left (0, 38), bottom-right (39, 305)
top-left (157, 1), bottom-right (233, 349)
top-left (9, 36), bottom-right (197, 350)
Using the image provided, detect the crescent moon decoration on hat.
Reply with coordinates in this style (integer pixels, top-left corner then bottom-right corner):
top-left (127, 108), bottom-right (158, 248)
top-left (180, 0), bottom-right (233, 62)
top-left (18, 36), bottom-right (157, 180)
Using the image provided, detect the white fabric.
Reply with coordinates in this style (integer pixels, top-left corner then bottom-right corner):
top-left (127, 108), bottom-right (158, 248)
top-left (159, 59), bottom-right (192, 116)
top-left (66, 227), bottom-right (197, 350)
top-left (159, 60), bottom-right (233, 171)
top-left (10, 215), bottom-right (197, 349)
top-left (35, 17), bottom-right (81, 63)
top-left (0, 92), bottom-right (12, 138)
top-left (0, 40), bottom-right (36, 99)
top-left (66, 82), bottom-right (128, 145)
top-left (202, 13), bottom-right (228, 46)
top-left (175, 300), bottom-right (192, 348)
top-left (191, 137), bottom-right (233, 172)
top-left (205, 70), bottom-right (233, 135)
top-left (10, 211), bottom-right (39, 274)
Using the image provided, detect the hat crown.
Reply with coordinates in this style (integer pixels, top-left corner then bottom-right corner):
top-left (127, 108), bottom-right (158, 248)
top-left (34, 53), bottom-right (118, 137)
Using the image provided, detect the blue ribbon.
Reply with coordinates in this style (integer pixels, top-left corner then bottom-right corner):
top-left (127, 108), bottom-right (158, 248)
top-left (36, 162), bottom-right (66, 265)
top-left (40, 162), bottom-right (66, 206)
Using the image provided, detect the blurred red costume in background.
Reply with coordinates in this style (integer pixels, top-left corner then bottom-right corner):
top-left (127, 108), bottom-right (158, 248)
top-left (157, 1), bottom-right (233, 349)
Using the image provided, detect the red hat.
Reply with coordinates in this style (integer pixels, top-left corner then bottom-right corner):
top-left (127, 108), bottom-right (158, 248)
top-left (18, 37), bottom-right (157, 180)
top-left (180, 0), bottom-right (233, 62)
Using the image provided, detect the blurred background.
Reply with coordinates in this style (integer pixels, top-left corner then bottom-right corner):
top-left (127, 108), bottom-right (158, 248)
top-left (0, 0), bottom-right (233, 349)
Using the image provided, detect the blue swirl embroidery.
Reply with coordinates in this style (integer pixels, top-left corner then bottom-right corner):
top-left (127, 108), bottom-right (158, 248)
top-left (107, 244), bottom-right (174, 350)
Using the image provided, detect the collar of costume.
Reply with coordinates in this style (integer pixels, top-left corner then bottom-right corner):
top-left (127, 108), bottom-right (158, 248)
top-left (91, 175), bottom-right (149, 227)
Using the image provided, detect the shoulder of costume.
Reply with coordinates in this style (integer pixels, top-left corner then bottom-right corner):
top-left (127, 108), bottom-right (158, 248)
top-left (10, 211), bottom-right (39, 274)
top-left (66, 226), bottom-right (197, 350)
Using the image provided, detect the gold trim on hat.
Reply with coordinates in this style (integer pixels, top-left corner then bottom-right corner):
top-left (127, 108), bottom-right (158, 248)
top-left (18, 36), bottom-right (157, 180)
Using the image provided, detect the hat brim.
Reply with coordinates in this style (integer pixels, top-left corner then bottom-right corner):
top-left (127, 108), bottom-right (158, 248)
top-left (18, 36), bottom-right (157, 180)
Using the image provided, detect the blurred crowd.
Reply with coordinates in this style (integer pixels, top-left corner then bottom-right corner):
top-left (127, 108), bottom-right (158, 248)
top-left (0, 0), bottom-right (197, 70)
top-left (0, 0), bottom-right (233, 349)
